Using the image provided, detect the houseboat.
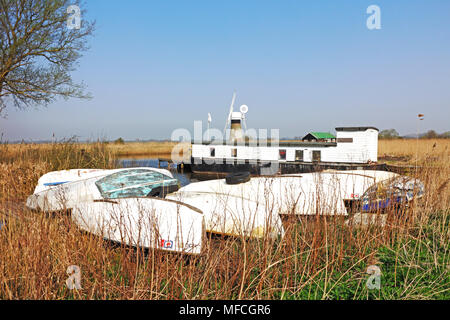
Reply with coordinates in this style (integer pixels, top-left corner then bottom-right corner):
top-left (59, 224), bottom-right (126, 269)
top-left (186, 98), bottom-right (385, 175)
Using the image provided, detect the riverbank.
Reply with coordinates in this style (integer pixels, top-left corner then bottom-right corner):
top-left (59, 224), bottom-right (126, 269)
top-left (0, 138), bottom-right (448, 299)
top-left (110, 138), bottom-right (450, 164)
top-left (3, 139), bottom-right (449, 163)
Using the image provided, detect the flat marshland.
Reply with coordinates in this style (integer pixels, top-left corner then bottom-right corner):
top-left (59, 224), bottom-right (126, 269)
top-left (106, 141), bottom-right (181, 157)
top-left (1, 140), bottom-right (183, 158)
top-left (0, 139), bottom-right (448, 299)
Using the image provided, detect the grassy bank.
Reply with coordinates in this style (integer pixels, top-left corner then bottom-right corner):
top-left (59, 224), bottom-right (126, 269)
top-left (0, 139), bottom-right (448, 299)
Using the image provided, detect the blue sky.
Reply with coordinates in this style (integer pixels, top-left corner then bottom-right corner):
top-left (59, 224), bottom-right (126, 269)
top-left (1, 0), bottom-right (449, 141)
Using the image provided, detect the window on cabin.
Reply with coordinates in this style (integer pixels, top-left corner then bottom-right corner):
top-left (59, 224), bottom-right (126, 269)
top-left (210, 147), bottom-right (215, 157)
top-left (337, 138), bottom-right (353, 143)
top-left (279, 149), bottom-right (286, 160)
top-left (312, 150), bottom-right (321, 162)
top-left (231, 148), bottom-right (237, 157)
top-left (295, 150), bottom-right (304, 161)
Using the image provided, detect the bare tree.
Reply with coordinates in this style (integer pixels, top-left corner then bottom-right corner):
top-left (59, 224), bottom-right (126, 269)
top-left (0, 0), bottom-right (94, 115)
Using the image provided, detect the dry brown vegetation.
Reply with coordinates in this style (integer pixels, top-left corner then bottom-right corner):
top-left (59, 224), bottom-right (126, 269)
top-left (106, 141), bottom-right (183, 158)
top-left (0, 140), bottom-right (183, 159)
top-left (0, 139), bottom-right (448, 299)
top-left (379, 139), bottom-right (450, 164)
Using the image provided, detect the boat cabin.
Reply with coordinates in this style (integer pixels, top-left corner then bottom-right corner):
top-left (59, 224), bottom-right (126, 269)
top-left (302, 132), bottom-right (336, 143)
top-left (191, 127), bottom-right (379, 165)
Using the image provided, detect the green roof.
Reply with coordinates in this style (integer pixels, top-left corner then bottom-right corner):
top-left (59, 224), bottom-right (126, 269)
top-left (309, 132), bottom-right (336, 139)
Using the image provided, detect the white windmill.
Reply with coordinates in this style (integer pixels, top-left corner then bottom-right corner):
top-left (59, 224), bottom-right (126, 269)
top-left (223, 93), bottom-right (249, 142)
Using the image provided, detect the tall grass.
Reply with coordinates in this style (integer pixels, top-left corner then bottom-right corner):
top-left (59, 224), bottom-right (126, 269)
top-left (379, 138), bottom-right (450, 164)
top-left (0, 139), bottom-right (448, 299)
top-left (105, 141), bottom-right (185, 158)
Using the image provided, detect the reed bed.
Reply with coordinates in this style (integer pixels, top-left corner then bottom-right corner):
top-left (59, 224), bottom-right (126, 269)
top-left (1, 140), bottom-right (183, 159)
top-left (105, 141), bottom-right (184, 158)
top-left (378, 138), bottom-right (450, 164)
top-left (0, 139), bottom-right (448, 299)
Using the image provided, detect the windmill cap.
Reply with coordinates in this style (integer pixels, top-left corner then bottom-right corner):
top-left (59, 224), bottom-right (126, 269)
top-left (231, 112), bottom-right (242, 120)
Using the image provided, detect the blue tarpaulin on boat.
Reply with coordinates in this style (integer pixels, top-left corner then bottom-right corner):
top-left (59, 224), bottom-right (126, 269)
top-left (361, 176), bottom-right (425, 212)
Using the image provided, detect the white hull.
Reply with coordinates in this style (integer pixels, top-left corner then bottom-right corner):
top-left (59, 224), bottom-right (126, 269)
top-left (167, 170), bottom-right (398, 237)
top-left (32, 168), bottom-right (174, 194)
top-left (26, 167), bottom-right (176, 212)
top-left (71, 198), bottom-right (204, 255)
top-left (27, 168), bottom-right (404, 247)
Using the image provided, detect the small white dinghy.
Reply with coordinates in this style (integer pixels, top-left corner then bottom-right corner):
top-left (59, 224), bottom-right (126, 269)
top-left (26, 168), bottom-right (179, 212)
top-left (71, 198), bottom-right (204, 255)
top-left (27, 168), bottom-right (202, 254)
top-left (32, 168), bottom-right (120, 193)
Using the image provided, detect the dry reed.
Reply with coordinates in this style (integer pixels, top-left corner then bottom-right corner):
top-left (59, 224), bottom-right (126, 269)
top-left (0, 139), bottom-right (448, 299)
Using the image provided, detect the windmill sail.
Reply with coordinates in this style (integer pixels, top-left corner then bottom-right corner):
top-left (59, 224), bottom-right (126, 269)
top-left (224, 92), bottom-right (236, 135)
